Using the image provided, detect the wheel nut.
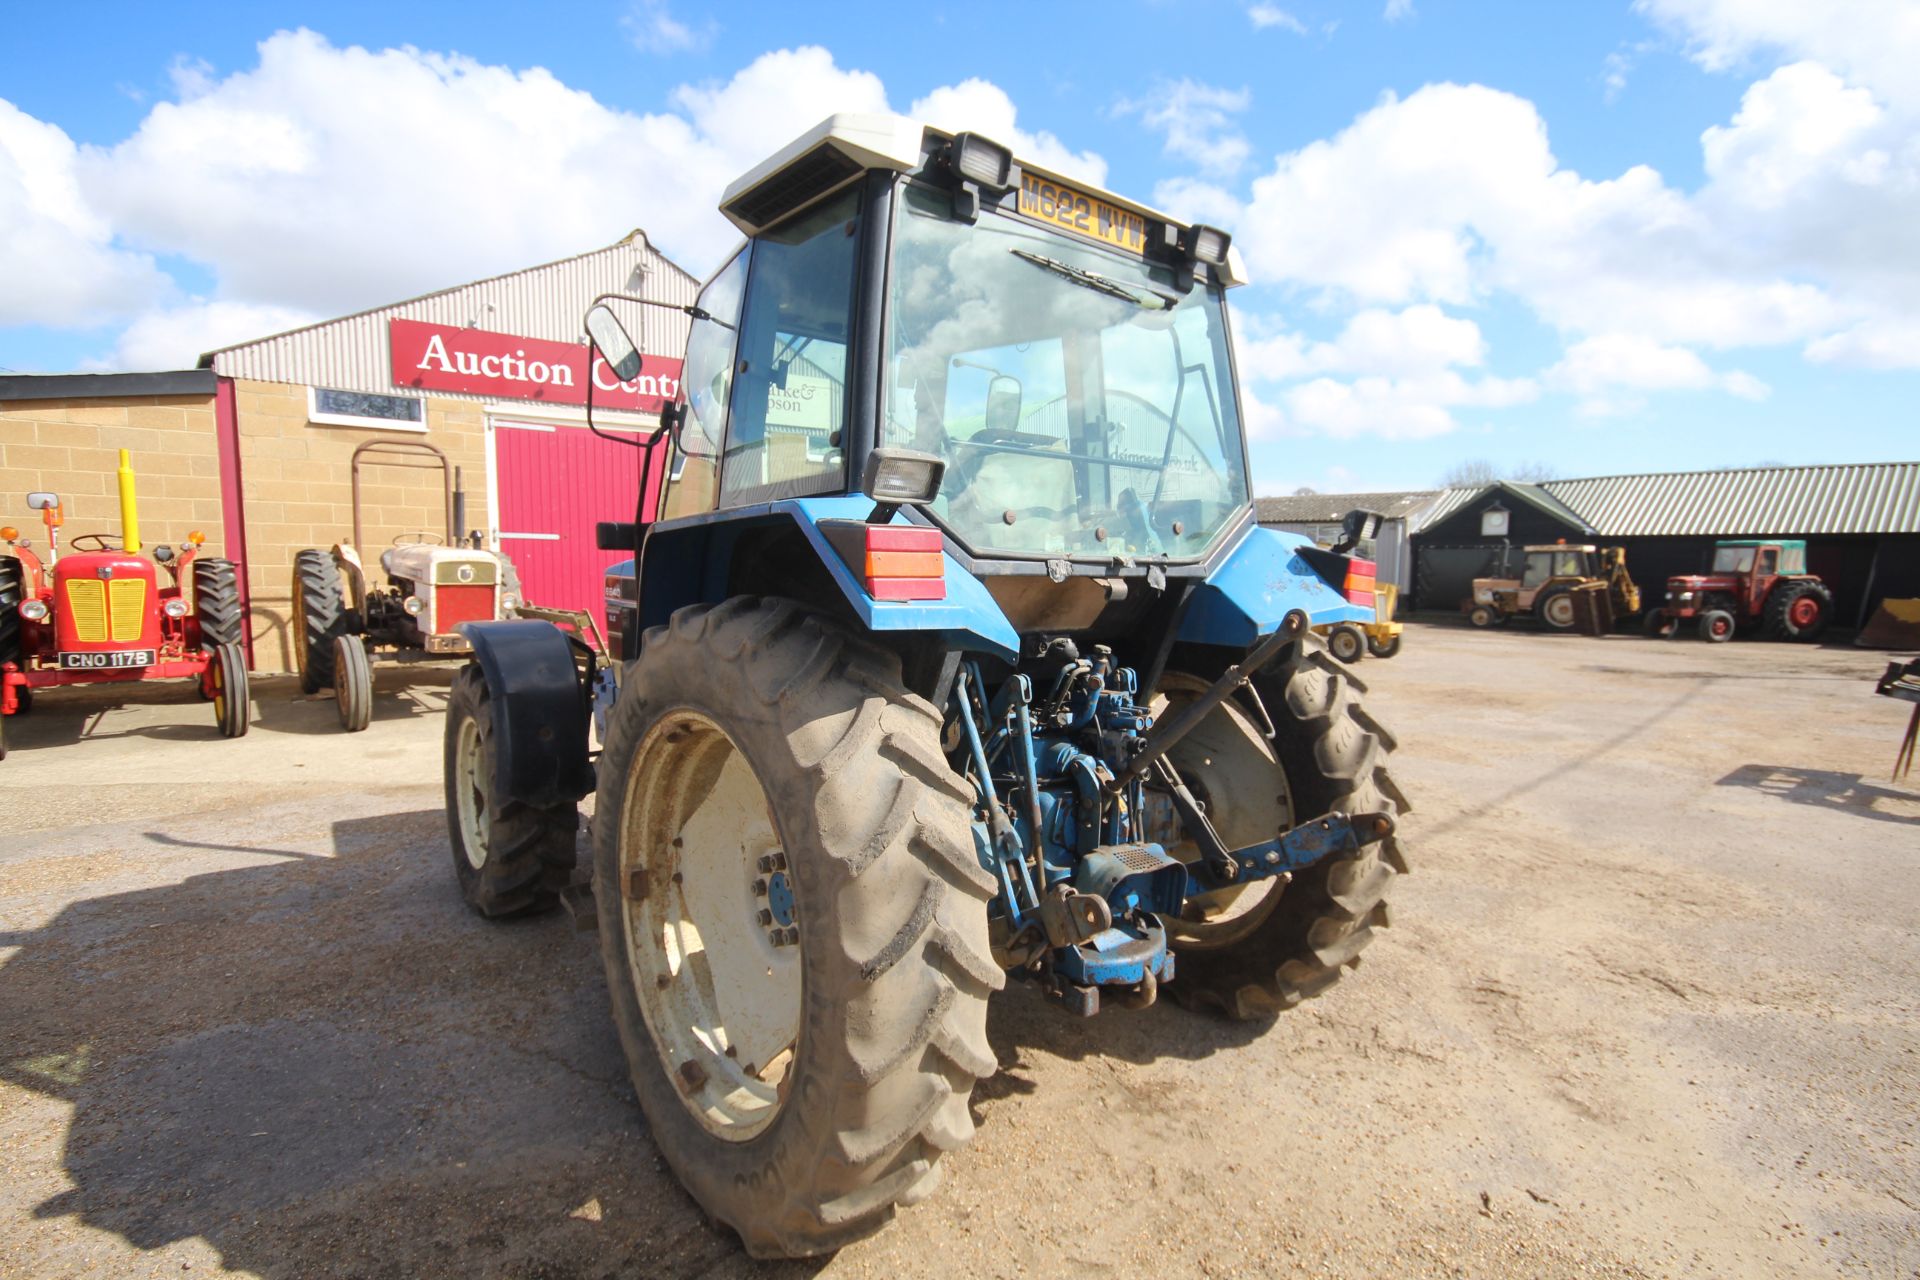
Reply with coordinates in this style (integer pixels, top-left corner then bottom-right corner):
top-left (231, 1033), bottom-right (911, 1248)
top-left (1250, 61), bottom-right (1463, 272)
top-left (751, 877), bottom-right (768, 896)
top-left (757, 908), bottom-right (773, 926)
top-left (1264, 851), bottom-right (1280, 865)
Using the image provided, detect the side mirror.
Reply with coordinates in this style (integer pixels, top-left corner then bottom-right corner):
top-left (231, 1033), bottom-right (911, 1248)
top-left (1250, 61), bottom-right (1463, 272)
top-left (585, 304), bottom-right (643, 383)
top-left (984, 375), bottom-right (1023, 434)
top-left (26, 492), bottom-right (59, 511)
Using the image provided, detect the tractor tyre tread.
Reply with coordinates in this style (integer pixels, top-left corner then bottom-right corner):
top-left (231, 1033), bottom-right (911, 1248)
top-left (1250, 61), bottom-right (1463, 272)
top-left (593, 596), bottom-right (998, 1259)
top-left (1764, 580), bottom-right (1833, 642)
top-left (0, 555), bottom-right (21, 669)
top-left (444, 664), bottom-right (579, 917)
top-left (1172, 632), bottom-right (1407, 1022)
top-left (293, 549), bottom-right (349, 694)
top-left (192, 557), bottom-right (244, 649)
top-left (213, 642), bottom-right (250, 738)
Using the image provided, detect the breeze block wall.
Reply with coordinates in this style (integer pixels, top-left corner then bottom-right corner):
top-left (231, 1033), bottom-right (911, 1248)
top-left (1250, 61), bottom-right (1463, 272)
top-left (0, 393), bottom-right (225, 558)
top-left (233, 379), bottom-right (490, 672)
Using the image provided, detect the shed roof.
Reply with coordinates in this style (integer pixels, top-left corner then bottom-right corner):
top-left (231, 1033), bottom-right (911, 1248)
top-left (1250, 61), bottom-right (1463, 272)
top-left (1540, 462), bottom-right (1920, 537)
top-left (199, 230), bottom-right (699, 402)
top-left (1254, 490), bottom-right (1437, 524)
top-left (1413, 481), bottom-right (1596, 536)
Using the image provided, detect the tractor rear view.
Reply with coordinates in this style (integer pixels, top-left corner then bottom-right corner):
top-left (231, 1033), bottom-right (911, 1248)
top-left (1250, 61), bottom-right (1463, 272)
top-left (438, 115), bottom-right (1409, 1258)
top-left (1, 451), bottom-right (248, 758)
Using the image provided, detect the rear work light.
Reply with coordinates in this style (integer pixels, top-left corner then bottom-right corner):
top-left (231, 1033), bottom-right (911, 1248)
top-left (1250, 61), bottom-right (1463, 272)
top-left (1343, 558), bottom-right (1378, 608)
top-left (863, 526), bottom-right (945, 602)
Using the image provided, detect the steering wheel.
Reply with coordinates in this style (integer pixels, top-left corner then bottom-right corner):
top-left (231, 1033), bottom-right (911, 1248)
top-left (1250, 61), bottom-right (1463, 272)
top-left (69, 533), bottom-right (123, 551)
top-left (393, 531), bottom-right (446, 546)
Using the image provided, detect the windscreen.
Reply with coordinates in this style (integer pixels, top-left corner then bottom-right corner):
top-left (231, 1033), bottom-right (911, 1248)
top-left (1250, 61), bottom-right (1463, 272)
top-left (882, 182), bottom-right (1250, 559)
top-left (1712, 546), bottom-right (1756, 573)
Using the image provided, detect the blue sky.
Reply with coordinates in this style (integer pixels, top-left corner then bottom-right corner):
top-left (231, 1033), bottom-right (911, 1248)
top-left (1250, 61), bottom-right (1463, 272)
top-left (3, 0), bottom-right (1916, 493)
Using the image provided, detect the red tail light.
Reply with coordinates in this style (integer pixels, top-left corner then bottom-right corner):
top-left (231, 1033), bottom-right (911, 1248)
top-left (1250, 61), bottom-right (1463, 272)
top-left (864, 526), bottom-right (944, 601)
top-left (1343, 557), bottom-right (1377, 607)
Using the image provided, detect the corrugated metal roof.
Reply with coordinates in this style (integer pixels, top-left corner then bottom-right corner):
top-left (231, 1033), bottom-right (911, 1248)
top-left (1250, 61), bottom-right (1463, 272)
top-left (1409, 481), bottom-right (1596, 536)
top-left (1542, 462), bottom-right (1920, 536)
top-left (1254, 490), bottom-right (1438, 524)
top-left (203, 230), bottom-right (700, 400)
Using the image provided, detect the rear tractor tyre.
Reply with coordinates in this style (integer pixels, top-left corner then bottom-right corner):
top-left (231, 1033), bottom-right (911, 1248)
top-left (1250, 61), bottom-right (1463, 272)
top-left (334, 635), bottom-right (372, 732)
top-left (1699, 609), bottom-right (1736, 644)
top-left (1163, 631), bottom-right (1410, 1022)
top-left (1327, 623), bottom-right (1366, 664)
top-left (1365, 631), bottom-right (1402, 659)
top-left (1765, 581), bottom-right (1832, 642)
top-left (594, 596), bottom-right (1000, 1258)
top-left (210, 642), bottom-right (250, 738)
top-left (1468, 604), bottom-right (1497, 628)
top-left (193, 557), bottom-right (244, 649)
top-left (293, 550), bottom-right (349, 695)
top-left (443, 664), bottom-right (579, 917)
top-left (1536, 586), bottom-right (1576, 631)
top-left (0, 555), bottom-right (22, 669)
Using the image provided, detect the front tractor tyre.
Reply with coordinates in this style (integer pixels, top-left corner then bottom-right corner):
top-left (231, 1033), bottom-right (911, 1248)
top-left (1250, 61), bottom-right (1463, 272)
top-left (1765, 581), bottom-right (1833, 642)
top-left (1536, 586), bottom-right (1576, 631)
top-left (1159, 632), bottom-right (1410, 1021)
top-left (334, 634), bottom-right (373, 732)
top-left (594, 597), bottom-right (1001, 1258)
top-left (1468, 604), bottom-right (1497, 628)
top-left (443, 664), bottom-right (578, 917)
top-left (292, 550), bottom-right (350, 695)
top-left (193, 557), bottom-right (244, 649)
top-left (1327, 623), bottom-right (1366, 664)
top-left (209, 642), bottom-right (250, 738)
top-left (0, 555), bottom-right (22, 669)
top-left (1699, 609), bottom-right (1736, 644)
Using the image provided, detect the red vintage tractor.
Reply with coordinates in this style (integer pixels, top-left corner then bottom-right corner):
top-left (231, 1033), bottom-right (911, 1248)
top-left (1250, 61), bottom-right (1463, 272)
top-left (0, 451), bottom-right (249, 758)
top-left (1644, 538), bottom-right (1832, 643)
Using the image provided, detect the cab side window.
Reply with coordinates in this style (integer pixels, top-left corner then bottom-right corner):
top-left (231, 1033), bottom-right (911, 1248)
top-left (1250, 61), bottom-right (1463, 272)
top-left (718, 190), bottom-right (860, 507)
top-left (660, 248), bottom-right (749, 521)
top-left (1756, 549), bottom-right (1778, 575)
top-left (1521, 553), bottom-right (1552, 588)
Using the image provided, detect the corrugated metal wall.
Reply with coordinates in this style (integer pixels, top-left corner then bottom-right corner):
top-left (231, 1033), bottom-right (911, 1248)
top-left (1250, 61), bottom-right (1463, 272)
top-left (1542, 463), bottom-right (1920, 537)
top-left (208, 232), bottom-right (702, 397)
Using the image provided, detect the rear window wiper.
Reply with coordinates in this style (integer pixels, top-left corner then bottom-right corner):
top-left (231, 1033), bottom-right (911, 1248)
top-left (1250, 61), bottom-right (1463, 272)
top-left (1010, 249), bottom-right (1176, 311)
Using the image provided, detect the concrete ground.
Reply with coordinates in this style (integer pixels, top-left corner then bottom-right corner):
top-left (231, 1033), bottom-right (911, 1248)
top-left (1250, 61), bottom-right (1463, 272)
top-left (1, 624), bottom-right (1916, 1279)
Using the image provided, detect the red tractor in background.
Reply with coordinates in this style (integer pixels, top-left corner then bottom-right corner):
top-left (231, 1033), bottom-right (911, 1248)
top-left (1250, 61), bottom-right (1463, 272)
top-left (0, 450), bottom-right (250, 758)
top-left (1644, 538), bottom-right (1833, 643)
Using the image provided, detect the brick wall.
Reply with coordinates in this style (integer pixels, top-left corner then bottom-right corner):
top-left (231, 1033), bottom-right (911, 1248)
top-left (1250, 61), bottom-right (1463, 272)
top-left (234, 379), bottom-right (489, 671)
top-left (0, 394), bottom-right (225, 557)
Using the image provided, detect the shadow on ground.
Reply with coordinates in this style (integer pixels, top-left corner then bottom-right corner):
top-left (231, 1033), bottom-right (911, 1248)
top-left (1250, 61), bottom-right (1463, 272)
top-left (0, 808), bottom-right (820, 1279)
top-left (1717, 763), bottom-right (1920, 826)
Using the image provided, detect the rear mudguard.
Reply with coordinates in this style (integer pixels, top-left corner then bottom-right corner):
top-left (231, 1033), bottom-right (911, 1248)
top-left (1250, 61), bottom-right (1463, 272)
top-left (1178, 524), bottom-right (1375, 648)
top-left (461, 619), bottom-right (594, 807)
top-left (637, 496), bottom-right (1020, 662)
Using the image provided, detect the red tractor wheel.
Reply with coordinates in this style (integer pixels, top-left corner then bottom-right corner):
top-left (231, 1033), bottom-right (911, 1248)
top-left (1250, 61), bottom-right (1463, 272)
top-left (1766, 581), bottom-right (1833, 641)
top-left (1699, 609), bottom-right (1736, 643)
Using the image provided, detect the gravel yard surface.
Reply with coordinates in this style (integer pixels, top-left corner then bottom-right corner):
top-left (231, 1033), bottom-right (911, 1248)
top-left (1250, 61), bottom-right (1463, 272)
top-left (2, 624), bottom-right (1916, 1278)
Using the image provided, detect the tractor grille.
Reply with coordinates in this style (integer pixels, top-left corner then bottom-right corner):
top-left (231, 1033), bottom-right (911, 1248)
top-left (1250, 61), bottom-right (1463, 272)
top-left (433, 584), bottom-right (495, 635)
top-left (109, 579), bottom-right (147, 639)
top-left (65, 579), bottom-right (108, 642)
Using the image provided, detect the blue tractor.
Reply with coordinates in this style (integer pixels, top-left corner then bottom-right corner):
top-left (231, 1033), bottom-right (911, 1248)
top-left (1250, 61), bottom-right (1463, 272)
top-left (442, 114), bottom-right (1409, 1259)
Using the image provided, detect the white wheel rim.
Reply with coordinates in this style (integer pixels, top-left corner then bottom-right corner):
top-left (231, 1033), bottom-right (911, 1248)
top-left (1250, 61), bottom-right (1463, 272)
top-left (621, 711), bottom-right (800, 1141)
top-left (1149, 675), bottom-right (1291, 950)
top-left (1546, 597), bottom-right (1574, 626)
top-left (455, 715), bottom-right (490, 869)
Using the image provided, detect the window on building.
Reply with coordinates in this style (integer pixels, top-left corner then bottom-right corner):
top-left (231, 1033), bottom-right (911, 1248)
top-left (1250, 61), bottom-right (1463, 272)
top-left (309, 387), bottom-right (427, 431)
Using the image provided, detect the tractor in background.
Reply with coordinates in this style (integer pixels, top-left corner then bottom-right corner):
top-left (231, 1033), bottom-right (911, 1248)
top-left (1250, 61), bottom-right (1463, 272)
top-left (0, 450), bottom-right (248, 758)
top-left (1645, 539), bottom-right (1832, 642)
top-left (437, 115), bottom-right (1409, 1257)
top-left (290, 439), bottom-right (599, 731)
top-left (1467, 543), bottom-right (1640, 633)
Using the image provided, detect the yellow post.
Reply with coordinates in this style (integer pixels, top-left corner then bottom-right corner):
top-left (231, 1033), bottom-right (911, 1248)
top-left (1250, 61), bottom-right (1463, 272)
top-left (116, 448), bottom-right (142, 555)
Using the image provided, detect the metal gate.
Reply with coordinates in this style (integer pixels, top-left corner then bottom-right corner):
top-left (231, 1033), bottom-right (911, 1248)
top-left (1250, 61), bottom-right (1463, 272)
top-left (490, 418), bottom-right (665, 630)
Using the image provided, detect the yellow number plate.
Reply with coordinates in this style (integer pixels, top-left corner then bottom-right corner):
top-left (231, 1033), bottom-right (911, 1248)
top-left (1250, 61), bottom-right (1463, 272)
top-left (1017, 174), bottom-right (1148, 256)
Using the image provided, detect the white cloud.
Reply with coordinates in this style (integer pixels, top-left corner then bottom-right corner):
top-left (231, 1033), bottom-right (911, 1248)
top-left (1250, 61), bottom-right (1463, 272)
top-left (1284, 370), bottom-right (1537, 440)
top-left (1150, 175), bottom-right (1245, 230)
top-left (104, 299), bottom-right (321, 370)
top-left (1119, 79), bottom-right (1251, 178)
top-left (1804, 319), bottom-right (1920, 370)
top-left (1635, 0), bottom-right (1920, 109)
top-left (1546, 333), bottom-right (1769, 415)
top-left (621, 0), bottom-right (716, 54)
top-left (1247, 4), bottom-right (1308, 34)
top-left (0, 99), bottom-right (167, 327)
top-left (20, 32), bottom-right (1105, 369)
top-left (1384, 0), bottom-right (1416, 23)
top-left (909, 80), bottom-right (1106, 186)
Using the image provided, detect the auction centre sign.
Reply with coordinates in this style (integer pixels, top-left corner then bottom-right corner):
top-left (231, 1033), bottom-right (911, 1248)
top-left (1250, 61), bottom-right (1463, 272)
top-left (388, 318), bottom-right (683, 412)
